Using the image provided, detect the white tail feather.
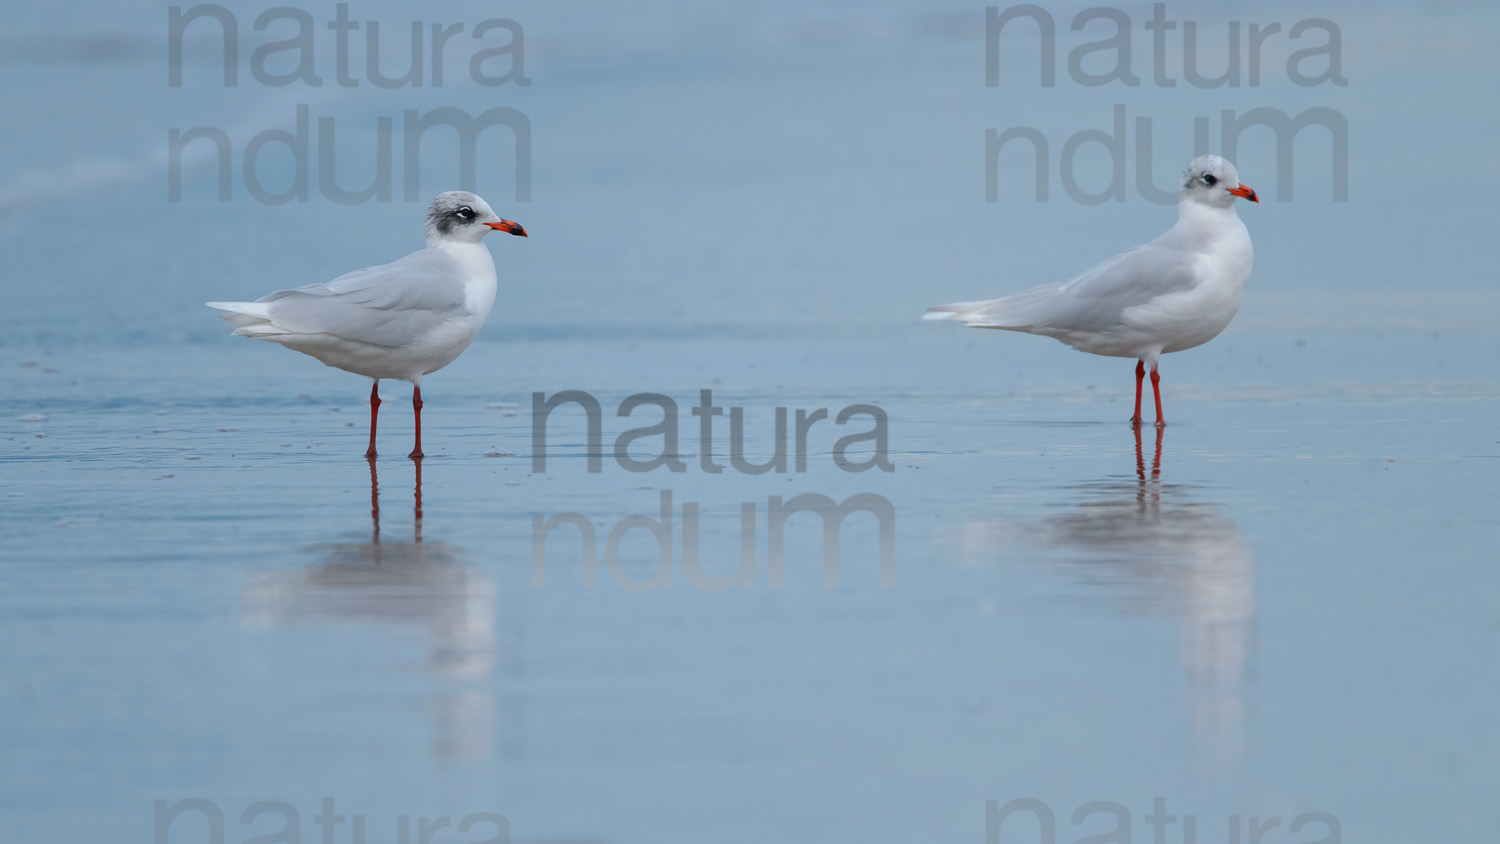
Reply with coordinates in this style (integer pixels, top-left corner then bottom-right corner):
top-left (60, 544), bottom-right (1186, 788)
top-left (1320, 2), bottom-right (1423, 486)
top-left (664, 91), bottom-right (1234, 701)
top-left (206, 301), bottom-right (279, 335)
top-left (923, 284), bottom-right (1064, 330)
top-left (923, 299), bottom-right (993, 322)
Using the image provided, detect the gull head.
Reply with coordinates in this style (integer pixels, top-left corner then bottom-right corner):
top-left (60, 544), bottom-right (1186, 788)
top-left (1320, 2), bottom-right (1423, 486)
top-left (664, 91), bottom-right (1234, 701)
top-left (1181, 155), bottom-right (1258, 208)
top-left (425, 191), bottom-right (527, 246)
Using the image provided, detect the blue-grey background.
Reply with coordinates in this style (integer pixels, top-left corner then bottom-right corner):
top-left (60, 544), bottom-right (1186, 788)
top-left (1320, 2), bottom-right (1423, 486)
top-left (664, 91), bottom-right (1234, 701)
top-left (2, 2), bottom-right (1496, 842)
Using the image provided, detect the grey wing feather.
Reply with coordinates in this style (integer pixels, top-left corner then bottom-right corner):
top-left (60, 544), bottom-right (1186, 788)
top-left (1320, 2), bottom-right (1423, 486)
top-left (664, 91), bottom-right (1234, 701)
top-left (926, 243), bottom-right (1204, 332)
top-left (257, 249), bottom-right (469, 348)
top-left (1041, 245), bottom-right (1203, 332)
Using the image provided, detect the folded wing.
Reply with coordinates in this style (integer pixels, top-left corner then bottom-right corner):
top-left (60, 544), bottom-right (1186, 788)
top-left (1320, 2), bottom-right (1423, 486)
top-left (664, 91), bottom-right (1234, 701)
top-left (211, 249), bottom-right (470, 348)
top-left (926, 245), bottom-right (1204, 333)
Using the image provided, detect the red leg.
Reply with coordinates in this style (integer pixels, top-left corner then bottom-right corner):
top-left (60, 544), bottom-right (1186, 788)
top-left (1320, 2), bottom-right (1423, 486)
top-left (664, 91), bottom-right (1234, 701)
top-left (1130, 360), bottom-right (1145, 427)
top-left (1150, 364), bottom-right (1165, 428)
top-left (408, 386), bottom-right (424, 460)
top-left (365, 381), bottom-right (381, 458)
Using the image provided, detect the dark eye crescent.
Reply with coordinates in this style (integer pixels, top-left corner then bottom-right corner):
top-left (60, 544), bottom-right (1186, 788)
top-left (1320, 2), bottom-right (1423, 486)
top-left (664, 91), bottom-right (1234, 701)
top-left (1202, 174), bottom-right (1218, 187)
top-left (456, 206), bottom-right (475, 220)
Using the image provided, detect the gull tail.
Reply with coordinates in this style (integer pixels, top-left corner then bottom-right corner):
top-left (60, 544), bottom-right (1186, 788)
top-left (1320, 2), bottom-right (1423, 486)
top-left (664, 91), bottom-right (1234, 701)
top-left (923, 284), bottom-right (1062, 331)
top-left (205, 301), bottom-right (285, 338)
top-left (923, 299), bottom-right (996, 322)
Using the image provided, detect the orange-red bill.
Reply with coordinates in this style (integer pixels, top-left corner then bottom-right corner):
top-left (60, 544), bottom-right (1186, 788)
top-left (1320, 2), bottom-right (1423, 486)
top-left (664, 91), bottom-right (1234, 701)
top-left (486, 219), bottom-right (528, 237)
top-left (1227, 184), bottom-right (1259, 203)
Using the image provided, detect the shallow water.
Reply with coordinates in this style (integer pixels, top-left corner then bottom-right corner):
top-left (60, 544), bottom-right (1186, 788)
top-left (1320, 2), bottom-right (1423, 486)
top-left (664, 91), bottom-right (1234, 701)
top-left (5, 330), bottom-right (1497, 842)
top-left (3, 2), bottom-right (1499, 843)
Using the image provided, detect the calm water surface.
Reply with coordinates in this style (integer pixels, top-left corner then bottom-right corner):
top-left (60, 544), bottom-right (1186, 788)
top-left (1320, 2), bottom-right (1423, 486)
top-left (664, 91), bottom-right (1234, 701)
top-left (2, 3), bottom-right (1498, 842)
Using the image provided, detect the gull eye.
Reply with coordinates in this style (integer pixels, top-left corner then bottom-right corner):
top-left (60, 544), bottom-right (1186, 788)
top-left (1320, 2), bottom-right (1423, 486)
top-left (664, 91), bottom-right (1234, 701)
top-left (1202, 174), bottom-right (1218, 187)
top-left (455, 206), bottom-right (475, 220)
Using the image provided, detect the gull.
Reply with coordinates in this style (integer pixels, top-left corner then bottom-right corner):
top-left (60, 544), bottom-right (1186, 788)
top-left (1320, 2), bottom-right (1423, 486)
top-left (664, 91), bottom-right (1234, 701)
top-left (925, 155), bottom-right (1258, 427)
top-left (207, 191), bottom-right (527, 458)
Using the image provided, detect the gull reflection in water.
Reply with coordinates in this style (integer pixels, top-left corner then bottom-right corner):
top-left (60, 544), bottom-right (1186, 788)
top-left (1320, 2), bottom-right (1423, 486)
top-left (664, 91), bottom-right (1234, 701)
top-left (242, 459), bottom-right (499, 761)
top-left (959, 428), bottom-right (1255, 775)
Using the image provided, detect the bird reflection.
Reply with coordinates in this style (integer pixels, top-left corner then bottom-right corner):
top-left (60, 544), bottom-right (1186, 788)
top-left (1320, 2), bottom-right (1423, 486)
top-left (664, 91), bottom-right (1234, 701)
top-left (959, 428), bottom-right (1256, 775)
top-left (241, 458), bottom-right (499, 761)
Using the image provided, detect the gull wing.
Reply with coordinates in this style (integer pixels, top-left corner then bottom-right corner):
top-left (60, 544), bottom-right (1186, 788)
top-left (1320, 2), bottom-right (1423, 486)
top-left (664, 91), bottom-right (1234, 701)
top-left (927, 244), bottom-right (1203, 333)
top-left (1046, 245), bottom-right (1205, 333)
top-left (255, 249), bottom-right (470, 348)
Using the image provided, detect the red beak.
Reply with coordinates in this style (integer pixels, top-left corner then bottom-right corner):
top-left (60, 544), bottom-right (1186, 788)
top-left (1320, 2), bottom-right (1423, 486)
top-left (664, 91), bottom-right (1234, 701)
top-left (486, 219), bottom-right (528, 237)
top-left (1227, 184), bottom-right (1259, 203)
